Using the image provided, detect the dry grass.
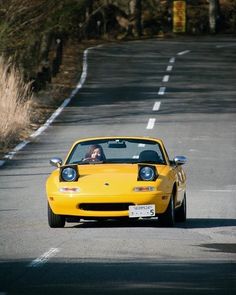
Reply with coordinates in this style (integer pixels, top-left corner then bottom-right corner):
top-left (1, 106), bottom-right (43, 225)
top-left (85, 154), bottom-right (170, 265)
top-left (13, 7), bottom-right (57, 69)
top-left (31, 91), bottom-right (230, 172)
top-left (0, 55), bottom-right (33, 150)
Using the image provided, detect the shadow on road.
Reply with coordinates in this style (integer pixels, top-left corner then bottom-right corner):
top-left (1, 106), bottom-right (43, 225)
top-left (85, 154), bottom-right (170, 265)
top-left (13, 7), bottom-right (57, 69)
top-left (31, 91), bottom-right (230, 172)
top-left (66, 217), bottom-right (236, 229)
top-left (180, 218), bottom-right (236, 228)
top-left (0, 259), bottom-right (235, 295)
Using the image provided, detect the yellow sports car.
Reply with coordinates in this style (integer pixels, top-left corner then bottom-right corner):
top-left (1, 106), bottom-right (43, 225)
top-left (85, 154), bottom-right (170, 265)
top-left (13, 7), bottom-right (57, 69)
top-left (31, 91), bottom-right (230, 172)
top-left (46, 136), bottom-right (187, 228)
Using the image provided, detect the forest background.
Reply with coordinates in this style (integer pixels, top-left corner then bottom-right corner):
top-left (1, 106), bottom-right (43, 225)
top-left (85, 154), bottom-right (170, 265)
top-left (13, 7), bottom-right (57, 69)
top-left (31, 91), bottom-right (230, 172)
top-left (0, 0), bottom-right (235, 155)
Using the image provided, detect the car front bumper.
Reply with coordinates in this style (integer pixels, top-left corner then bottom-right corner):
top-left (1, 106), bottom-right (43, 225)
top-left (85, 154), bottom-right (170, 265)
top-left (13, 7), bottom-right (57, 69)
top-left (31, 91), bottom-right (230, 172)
top-left (47, 191), bottom-right (171, 218)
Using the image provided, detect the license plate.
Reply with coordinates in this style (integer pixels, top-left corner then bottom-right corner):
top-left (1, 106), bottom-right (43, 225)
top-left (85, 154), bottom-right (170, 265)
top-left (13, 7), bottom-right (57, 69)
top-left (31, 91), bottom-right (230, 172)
top-left (129, 204), bottom-right (155, 218)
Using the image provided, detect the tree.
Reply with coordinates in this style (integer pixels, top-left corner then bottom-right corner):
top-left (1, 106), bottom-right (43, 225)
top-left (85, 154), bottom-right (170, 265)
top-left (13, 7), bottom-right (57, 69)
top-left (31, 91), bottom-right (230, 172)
top-left (130, 0), bottom-right (142, 37)
top-left (208, 0), bottom-right (220, 33)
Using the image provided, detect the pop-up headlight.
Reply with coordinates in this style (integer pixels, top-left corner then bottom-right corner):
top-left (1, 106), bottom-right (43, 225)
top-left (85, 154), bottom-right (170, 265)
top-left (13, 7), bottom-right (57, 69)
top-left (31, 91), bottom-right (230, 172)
top-left (138, 165), bottom-right (158, 181)
top-left (60, 165), bottom-right (79, 182)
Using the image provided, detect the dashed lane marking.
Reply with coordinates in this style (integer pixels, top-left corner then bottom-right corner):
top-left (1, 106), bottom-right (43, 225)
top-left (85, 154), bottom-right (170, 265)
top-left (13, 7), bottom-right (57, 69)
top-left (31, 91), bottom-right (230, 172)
top-left (146, 118), bottom-right (156, 129)
top-left (27, 248), bottom-right (60, 268)
top-left (158, 87), bottom-right (166, 95)
top-left (153, 101), bottom-right (161, 111)
top-left (177, 50), bottom-right (190, 56)
top-left (166, 65), bottom-right (173, 72)
top-left (162, 75), bottom-right (169, 82)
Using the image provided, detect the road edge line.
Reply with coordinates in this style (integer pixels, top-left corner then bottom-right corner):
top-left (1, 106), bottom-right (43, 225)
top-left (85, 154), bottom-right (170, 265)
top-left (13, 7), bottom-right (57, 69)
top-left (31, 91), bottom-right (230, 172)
top-left (0, 45), bottom-right (100, 167)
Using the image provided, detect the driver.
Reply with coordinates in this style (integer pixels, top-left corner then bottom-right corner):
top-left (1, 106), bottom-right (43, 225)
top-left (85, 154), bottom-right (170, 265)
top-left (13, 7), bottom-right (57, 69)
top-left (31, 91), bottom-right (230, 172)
top-left (83, 144), bottom-right (106, 162)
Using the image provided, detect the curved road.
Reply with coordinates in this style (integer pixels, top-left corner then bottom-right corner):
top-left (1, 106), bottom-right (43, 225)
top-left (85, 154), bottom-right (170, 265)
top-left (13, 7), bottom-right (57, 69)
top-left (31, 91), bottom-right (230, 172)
top-left (0, 36), bottom-right (236, 294)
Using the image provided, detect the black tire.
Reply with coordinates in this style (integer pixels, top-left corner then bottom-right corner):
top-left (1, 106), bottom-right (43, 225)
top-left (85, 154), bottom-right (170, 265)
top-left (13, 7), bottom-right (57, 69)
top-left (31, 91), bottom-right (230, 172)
top-left (159, 195), bottom-right (175, 227)
top-left (48, 203), bottom-right (65, 228)
top-left (175, 193), bottom-right (187, 222)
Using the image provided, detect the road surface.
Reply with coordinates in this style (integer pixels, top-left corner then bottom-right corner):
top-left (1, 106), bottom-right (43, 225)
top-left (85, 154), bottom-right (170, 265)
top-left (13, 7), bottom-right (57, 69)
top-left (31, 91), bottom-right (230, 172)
top-left (0, 36), bottom-right (236, 294)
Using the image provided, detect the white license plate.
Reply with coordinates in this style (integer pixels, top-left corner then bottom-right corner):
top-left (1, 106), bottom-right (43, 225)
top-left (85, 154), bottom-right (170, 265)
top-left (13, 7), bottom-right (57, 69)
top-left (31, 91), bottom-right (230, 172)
top-left (129, 204), bottom-right (155, 218)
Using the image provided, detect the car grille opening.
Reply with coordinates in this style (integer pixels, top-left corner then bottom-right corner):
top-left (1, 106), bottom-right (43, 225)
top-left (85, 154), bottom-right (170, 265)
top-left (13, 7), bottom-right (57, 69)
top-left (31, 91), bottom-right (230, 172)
top-left (79, 203), bottom-right (134, 211)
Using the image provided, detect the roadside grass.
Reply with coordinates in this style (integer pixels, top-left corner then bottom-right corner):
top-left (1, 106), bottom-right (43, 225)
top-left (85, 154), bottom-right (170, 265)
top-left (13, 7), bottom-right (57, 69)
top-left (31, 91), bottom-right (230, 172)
top-left (0, 56), bottom-right (32, 152)
top-left (0, 40), bottom-right (99, 160)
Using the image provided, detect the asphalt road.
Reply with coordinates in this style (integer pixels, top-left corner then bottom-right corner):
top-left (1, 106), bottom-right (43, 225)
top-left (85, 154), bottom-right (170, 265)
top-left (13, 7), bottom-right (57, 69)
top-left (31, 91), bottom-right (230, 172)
top-left (0, 36), bottom-right (236, 294)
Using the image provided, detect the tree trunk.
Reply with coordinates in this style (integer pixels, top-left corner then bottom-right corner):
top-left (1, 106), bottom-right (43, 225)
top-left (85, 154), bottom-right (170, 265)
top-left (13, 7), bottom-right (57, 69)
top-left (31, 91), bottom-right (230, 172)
top-left (134, 0), bottom-right (142, 37)
top-left (209, 0), bottom-right (220, 34)
top-left (84, 0), bottom-right (94, 38)
top-left (85, 0), bottom-right (93, 21)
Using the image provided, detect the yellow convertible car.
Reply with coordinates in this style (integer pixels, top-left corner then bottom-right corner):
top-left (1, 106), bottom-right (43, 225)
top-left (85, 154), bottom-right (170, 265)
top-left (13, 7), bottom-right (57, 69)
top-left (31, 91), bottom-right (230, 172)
top-left (46, 136), bottom-right (187, 228)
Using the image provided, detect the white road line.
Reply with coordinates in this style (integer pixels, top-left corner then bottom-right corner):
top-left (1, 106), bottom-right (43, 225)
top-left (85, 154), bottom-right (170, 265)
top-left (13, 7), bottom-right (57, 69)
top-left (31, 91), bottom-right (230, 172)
top-left (162, 75), bottom-right (169, 82)
top-left (153, 101), bottom-right (161, 111)
top-left (28, 248), bottom-right (60, 268)
top-left (3, 140), bottom-right (30, 160)
top-left (132, 155), bottom-right (139, 159)
top-left (166, 65), bottom-right (173, 72)
top-left (30, 48), bottom-right (88, 138)
top-left (146, 118), bottom-right (156, 129)
top-left (158, 87), bottom-right (166, 95)
top-left (177, 50), bottom-right (190, 56)
top-left (169, 57), bottom-right (175, 63)
top-left (0, 45), bottom-right (100, 166)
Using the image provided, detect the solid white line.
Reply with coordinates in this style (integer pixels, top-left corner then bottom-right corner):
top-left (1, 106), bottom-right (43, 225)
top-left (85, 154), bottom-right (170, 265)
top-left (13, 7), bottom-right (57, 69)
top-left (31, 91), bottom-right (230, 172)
top-left (177, 50), bottom-right (190, 56)
top-left (166, 65), bottom-right (173, 72)
top-left (146, 118), bottom-right (156, 129)
top-left (158, 87), bottom-right (166, 95)
top-left (1, 46), bottom-right (100, 166)
top-left (30, 49), bottom-right (89, 139)
top-left (28, 248), bottom-right (60, 268)
top-left (153, 101), bottom-right (161, 111)
top-left (30, 98), bottom-right (70, 139)
top-left (3, 140), bottom-right (30, 160)
top-left (169, 57), bottom-right (175, 63)
top-left (162, 75), bottom-right (169, 82)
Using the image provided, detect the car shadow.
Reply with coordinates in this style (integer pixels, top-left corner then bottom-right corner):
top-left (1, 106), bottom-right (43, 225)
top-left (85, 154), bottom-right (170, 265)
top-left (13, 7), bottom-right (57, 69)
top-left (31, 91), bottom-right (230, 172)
top-left (66, 217), bottom-right (236, 229)
top-left (178, 218), bottom-right (236, 229)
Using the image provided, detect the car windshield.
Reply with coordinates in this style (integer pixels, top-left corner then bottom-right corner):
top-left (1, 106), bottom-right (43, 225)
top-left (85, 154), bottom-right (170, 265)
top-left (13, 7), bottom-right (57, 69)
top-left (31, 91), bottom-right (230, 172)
top-left (66, 138), bottom-right (167, 165)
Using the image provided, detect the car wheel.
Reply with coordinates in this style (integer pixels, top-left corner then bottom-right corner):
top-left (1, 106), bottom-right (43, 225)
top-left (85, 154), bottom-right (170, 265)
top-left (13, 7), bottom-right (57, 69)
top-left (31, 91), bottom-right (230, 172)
top-left (175, 193), bottom-right (187, 222)
top-left (159, 195), bottom-right (175, 227)
top-left (48, 203), bottom-right (65, 228)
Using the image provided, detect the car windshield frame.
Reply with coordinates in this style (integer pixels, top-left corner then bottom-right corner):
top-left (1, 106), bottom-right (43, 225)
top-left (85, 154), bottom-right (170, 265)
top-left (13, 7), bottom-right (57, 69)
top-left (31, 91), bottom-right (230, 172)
top-left (65, 138), bottom-right (167, 165)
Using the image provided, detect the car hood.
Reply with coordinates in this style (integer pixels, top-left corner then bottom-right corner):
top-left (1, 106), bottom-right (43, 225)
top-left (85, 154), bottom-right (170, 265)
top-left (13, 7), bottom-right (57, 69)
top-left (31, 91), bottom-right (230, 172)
top-left (57, 164), bottom-right (168, 195)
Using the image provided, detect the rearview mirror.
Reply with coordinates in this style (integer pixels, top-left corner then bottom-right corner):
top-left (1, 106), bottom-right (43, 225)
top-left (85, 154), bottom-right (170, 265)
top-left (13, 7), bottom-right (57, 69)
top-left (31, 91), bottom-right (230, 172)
top-left (108, 140), bottom-right (126, 148)
top-left (174, 156), bottom-right (187, 166)
top-left (50, 157), bottom-right (63, 167)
